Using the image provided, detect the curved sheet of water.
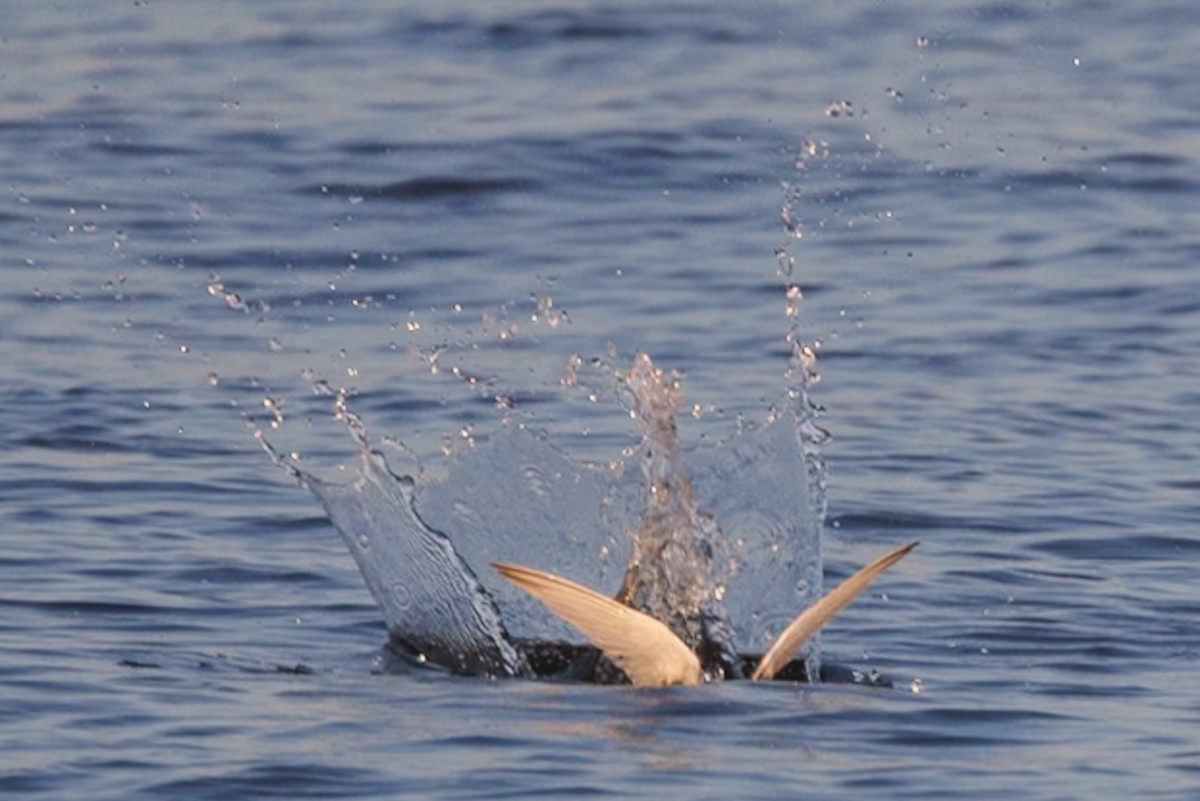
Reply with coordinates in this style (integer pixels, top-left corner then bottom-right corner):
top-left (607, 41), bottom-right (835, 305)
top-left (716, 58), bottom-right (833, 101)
top-left (258, 424), bottom-right (528, 678)
top-left (260, 347), bottom-right (826, 679)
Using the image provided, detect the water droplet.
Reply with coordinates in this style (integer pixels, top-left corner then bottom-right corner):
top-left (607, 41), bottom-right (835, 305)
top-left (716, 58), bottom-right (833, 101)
top-left (825, 99), bottom-right (854, 118)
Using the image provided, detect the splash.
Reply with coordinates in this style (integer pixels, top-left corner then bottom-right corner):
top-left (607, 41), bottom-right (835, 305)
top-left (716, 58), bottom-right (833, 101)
top-left (611, 354), bottom-right (739, 673)
top-left (258, 342), bottom-right (827, 681)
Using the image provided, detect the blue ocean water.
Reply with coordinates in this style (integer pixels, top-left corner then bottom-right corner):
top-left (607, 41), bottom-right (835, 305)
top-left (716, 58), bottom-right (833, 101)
top-left (3, 1), bottom-right (1199, 799)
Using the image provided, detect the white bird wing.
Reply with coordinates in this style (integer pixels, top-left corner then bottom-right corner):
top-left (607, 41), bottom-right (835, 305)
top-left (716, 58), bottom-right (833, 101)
top-left (752, 541), bottom-right (918, 681)
top-left (493, 562), bottom-right (702, 687)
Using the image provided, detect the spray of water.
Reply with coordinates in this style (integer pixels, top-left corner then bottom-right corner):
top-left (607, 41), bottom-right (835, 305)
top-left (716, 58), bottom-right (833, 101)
top-left (254, 333), bottom-right (827, 681)
top-left (250, 136), bottom-right (836, 681)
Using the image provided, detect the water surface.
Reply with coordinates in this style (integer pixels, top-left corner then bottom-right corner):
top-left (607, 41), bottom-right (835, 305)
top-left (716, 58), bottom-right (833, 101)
top-left (3, 1), bottom-right (1199, 799)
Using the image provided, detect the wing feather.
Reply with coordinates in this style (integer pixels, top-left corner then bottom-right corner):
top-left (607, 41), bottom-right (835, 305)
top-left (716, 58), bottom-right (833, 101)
top-left (493, 562), bottom-right (702, 687)
top-left (752, 541), bottom-right (918, 681)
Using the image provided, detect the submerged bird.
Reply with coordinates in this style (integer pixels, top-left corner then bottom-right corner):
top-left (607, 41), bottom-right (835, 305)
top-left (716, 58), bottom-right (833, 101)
top-left (490, 355), bottom-right (917, 687)
top-left (494, 540), bottom-right (916, 687)
top-left (274, 352), bottom-right (917, 685)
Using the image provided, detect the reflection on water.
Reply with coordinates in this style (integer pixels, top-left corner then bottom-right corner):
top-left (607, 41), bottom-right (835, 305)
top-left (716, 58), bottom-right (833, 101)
top-left (257, 342), bottom-right (828, 681)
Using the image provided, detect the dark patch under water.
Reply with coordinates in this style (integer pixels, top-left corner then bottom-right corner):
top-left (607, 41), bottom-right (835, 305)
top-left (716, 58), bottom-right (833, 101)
top-left (382, 637), bottom-right (893, 687)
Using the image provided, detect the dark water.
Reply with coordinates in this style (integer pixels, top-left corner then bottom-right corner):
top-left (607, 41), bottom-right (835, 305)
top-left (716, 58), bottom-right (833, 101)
top-left (4, 1), bottom-right (1199, 798)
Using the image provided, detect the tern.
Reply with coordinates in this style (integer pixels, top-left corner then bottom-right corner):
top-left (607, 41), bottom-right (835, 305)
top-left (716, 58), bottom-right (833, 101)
top-left (494, 540), bottom-right (916, 687)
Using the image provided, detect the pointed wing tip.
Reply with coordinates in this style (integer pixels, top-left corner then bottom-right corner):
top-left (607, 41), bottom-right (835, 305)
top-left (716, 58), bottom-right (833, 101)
top-left (877, 540), bottom-right (919, 566)
top-left (492, 562), bottom-right (553, 596)
top-left (492, 561), bottom-right (530, 581)
top-left (891, 540), bottom-right (920, 564)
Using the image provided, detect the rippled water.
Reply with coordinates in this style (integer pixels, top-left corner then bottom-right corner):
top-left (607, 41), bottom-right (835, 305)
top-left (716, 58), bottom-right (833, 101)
top-left (3, 1), bottom-right (1199, 798)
